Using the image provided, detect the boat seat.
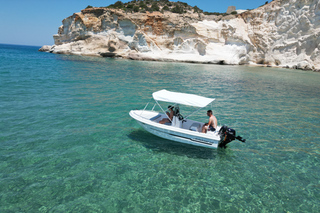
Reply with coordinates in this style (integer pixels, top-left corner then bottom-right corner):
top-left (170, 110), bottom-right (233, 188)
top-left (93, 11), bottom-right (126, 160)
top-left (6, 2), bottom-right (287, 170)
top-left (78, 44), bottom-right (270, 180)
top-left (189, 123), bottom-right (201, 132)
top-left (150, 114), bottom-right (161, 121)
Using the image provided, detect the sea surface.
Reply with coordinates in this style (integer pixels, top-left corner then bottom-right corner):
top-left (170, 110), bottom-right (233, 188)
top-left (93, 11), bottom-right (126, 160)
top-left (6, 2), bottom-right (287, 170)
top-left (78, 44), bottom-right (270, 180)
top-left (0, 44), bottom-right (319, 212)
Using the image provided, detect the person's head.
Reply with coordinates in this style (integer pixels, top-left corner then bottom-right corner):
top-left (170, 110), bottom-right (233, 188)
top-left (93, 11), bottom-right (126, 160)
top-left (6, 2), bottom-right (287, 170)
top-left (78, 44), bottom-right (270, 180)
top-left (168, 105), bottom-right (174, 111)
top-left (207, 110), bottom-right (213, 116)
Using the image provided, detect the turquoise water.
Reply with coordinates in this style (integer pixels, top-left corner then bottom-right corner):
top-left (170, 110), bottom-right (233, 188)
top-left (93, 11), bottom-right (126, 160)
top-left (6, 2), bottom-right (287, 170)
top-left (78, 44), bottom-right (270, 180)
top-left (0, 44), bottom-right (319, 212)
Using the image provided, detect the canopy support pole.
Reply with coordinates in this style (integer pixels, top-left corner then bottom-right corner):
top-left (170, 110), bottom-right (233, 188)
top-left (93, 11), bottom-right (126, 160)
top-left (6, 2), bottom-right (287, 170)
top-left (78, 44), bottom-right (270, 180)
top-left (143, 102), bottom-right (149, 111)
top-left (140, 102), bottom-right (149, 116)
top-left (184, 106), bottom-right (205, 120)
top-left (155, 100), bottom-right (172, 122)
top-left (140, 98), bottom-right (153, 116)
top-left (151, 103), bottom-right (156, 111)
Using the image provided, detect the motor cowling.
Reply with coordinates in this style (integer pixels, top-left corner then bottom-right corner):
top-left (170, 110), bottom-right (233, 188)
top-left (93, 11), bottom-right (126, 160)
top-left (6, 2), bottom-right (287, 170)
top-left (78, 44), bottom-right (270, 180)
top-left (218, 125), bottom-right (246, 148)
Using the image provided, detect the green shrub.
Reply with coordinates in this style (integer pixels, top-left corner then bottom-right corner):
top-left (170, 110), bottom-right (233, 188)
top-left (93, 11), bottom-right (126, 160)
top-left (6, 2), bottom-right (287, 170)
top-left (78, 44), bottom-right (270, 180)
top-left (204, 11), bottom-right (227, 16)
top-left (86, 5), bottom-right (93, 9)
top-left (193, 6), bottom-right (202, 13)
top-left (114, 1), bottom-right (124, 7)
top-left (139, 1), bottom-right (147, 8)
top-left (171, 5), bottom-right (184, 14)
top-left (151, 3), bottom-right (160, 11)
top-left (231, 11), bottom-right (237, 15)
top-left (162, 5), bottom-right (169, 11)
top-left (133, 5), bottom-right (140, 12)
top-left (177, 1), bottom-right (188, 7)
top-left (127, 3), bottom-right (134, 9)
top-left (107, 1), bottom-right (124, 9)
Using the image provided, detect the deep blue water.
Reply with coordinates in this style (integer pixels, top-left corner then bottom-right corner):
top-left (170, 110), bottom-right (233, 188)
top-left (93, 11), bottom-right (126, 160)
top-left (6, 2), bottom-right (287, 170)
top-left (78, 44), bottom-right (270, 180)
top-left (0, 44), bottom-right (319, 212)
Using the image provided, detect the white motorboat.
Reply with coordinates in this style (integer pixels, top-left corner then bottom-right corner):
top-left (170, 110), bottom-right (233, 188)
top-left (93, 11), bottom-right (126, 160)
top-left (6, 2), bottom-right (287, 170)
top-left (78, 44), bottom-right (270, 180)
top-left (130, 90), bottom-right (245, 149)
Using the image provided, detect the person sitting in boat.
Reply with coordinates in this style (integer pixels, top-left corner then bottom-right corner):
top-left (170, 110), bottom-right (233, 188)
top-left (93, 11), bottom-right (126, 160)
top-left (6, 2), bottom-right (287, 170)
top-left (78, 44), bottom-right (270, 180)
top-left (202, 110), bottom-right (217, 133)
top-left (159, 105), bottom-right (174, 124)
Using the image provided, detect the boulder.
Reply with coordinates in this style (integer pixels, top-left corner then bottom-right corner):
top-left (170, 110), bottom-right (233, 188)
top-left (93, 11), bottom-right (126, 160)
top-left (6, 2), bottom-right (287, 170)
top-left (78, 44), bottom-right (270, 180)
top-left (38, 45), bottom-right (52, 52)
top-left (226, 6), bottom-right (236, 14)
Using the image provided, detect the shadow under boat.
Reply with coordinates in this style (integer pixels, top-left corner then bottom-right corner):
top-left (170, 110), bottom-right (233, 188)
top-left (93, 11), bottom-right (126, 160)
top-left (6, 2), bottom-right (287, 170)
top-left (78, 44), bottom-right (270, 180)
top-left (127, 129), bottom-right (233, 160)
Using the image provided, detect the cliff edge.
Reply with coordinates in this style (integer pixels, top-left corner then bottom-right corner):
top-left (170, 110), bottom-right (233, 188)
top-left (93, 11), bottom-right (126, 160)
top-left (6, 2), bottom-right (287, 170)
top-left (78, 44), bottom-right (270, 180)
top-left (41, 0), bottom-right (320, 70)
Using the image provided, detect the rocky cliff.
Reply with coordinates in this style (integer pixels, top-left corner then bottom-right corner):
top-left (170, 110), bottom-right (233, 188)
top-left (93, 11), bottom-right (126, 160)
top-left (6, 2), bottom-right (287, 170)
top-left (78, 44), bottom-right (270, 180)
top-left (41, 0), bottom-right (320, 70)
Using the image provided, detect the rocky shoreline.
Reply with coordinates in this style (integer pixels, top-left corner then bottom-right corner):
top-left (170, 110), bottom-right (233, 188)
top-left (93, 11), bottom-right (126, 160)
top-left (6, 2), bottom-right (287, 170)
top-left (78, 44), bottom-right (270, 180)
top-left (40, 0), bottom-right (320, 72)
top-left (39, 46), bottom-right (320, 72)
top-left (39, 45), bottom-right (320, 72)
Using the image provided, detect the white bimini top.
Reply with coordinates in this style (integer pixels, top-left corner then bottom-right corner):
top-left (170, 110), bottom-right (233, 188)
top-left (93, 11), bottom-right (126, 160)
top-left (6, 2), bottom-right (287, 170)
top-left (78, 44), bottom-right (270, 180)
top-left (152, 89), bottom-right (215, 108)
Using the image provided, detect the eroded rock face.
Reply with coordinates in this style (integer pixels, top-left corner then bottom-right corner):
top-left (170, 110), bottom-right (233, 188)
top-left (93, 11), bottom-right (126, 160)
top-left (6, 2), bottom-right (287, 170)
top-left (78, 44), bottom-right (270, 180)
top-left (42, 0), bottom-right (320, 70)
top-left (240, 0), bottom-right (320, 69)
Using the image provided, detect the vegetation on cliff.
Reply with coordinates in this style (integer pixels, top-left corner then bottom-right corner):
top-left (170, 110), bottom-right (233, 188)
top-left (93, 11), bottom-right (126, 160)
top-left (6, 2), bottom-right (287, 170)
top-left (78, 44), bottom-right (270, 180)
top-left (86, 0), bottom-right (227, 16)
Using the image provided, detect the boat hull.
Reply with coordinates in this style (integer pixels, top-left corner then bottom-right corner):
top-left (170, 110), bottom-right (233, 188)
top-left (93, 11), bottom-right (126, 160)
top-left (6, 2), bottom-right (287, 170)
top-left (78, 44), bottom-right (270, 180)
top-left (130, 110), bottom-right (220, 149)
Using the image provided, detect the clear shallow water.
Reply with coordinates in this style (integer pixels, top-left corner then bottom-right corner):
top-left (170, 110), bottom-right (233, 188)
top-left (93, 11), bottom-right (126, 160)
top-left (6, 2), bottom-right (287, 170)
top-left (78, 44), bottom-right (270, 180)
top-left (0, 44), bottom-right (319, 212)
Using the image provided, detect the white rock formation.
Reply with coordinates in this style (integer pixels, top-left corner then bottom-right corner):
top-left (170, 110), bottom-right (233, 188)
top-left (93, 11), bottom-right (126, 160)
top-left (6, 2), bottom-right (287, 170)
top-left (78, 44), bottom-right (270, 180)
top-left (41, 0), bottom-right (320, 70)
top-left (38, 45), bottom-right (52, 52)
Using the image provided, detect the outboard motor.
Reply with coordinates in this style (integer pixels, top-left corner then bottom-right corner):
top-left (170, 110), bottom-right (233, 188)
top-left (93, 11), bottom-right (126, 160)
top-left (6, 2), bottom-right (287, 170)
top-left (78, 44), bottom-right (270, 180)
top-left (218, 125), bottom-right (246, 148)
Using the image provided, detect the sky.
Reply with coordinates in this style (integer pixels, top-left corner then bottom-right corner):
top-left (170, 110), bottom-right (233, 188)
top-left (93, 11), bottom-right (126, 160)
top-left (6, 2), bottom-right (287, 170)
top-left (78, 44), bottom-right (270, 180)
top-left (0, 0), bottom-right (268, 46)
